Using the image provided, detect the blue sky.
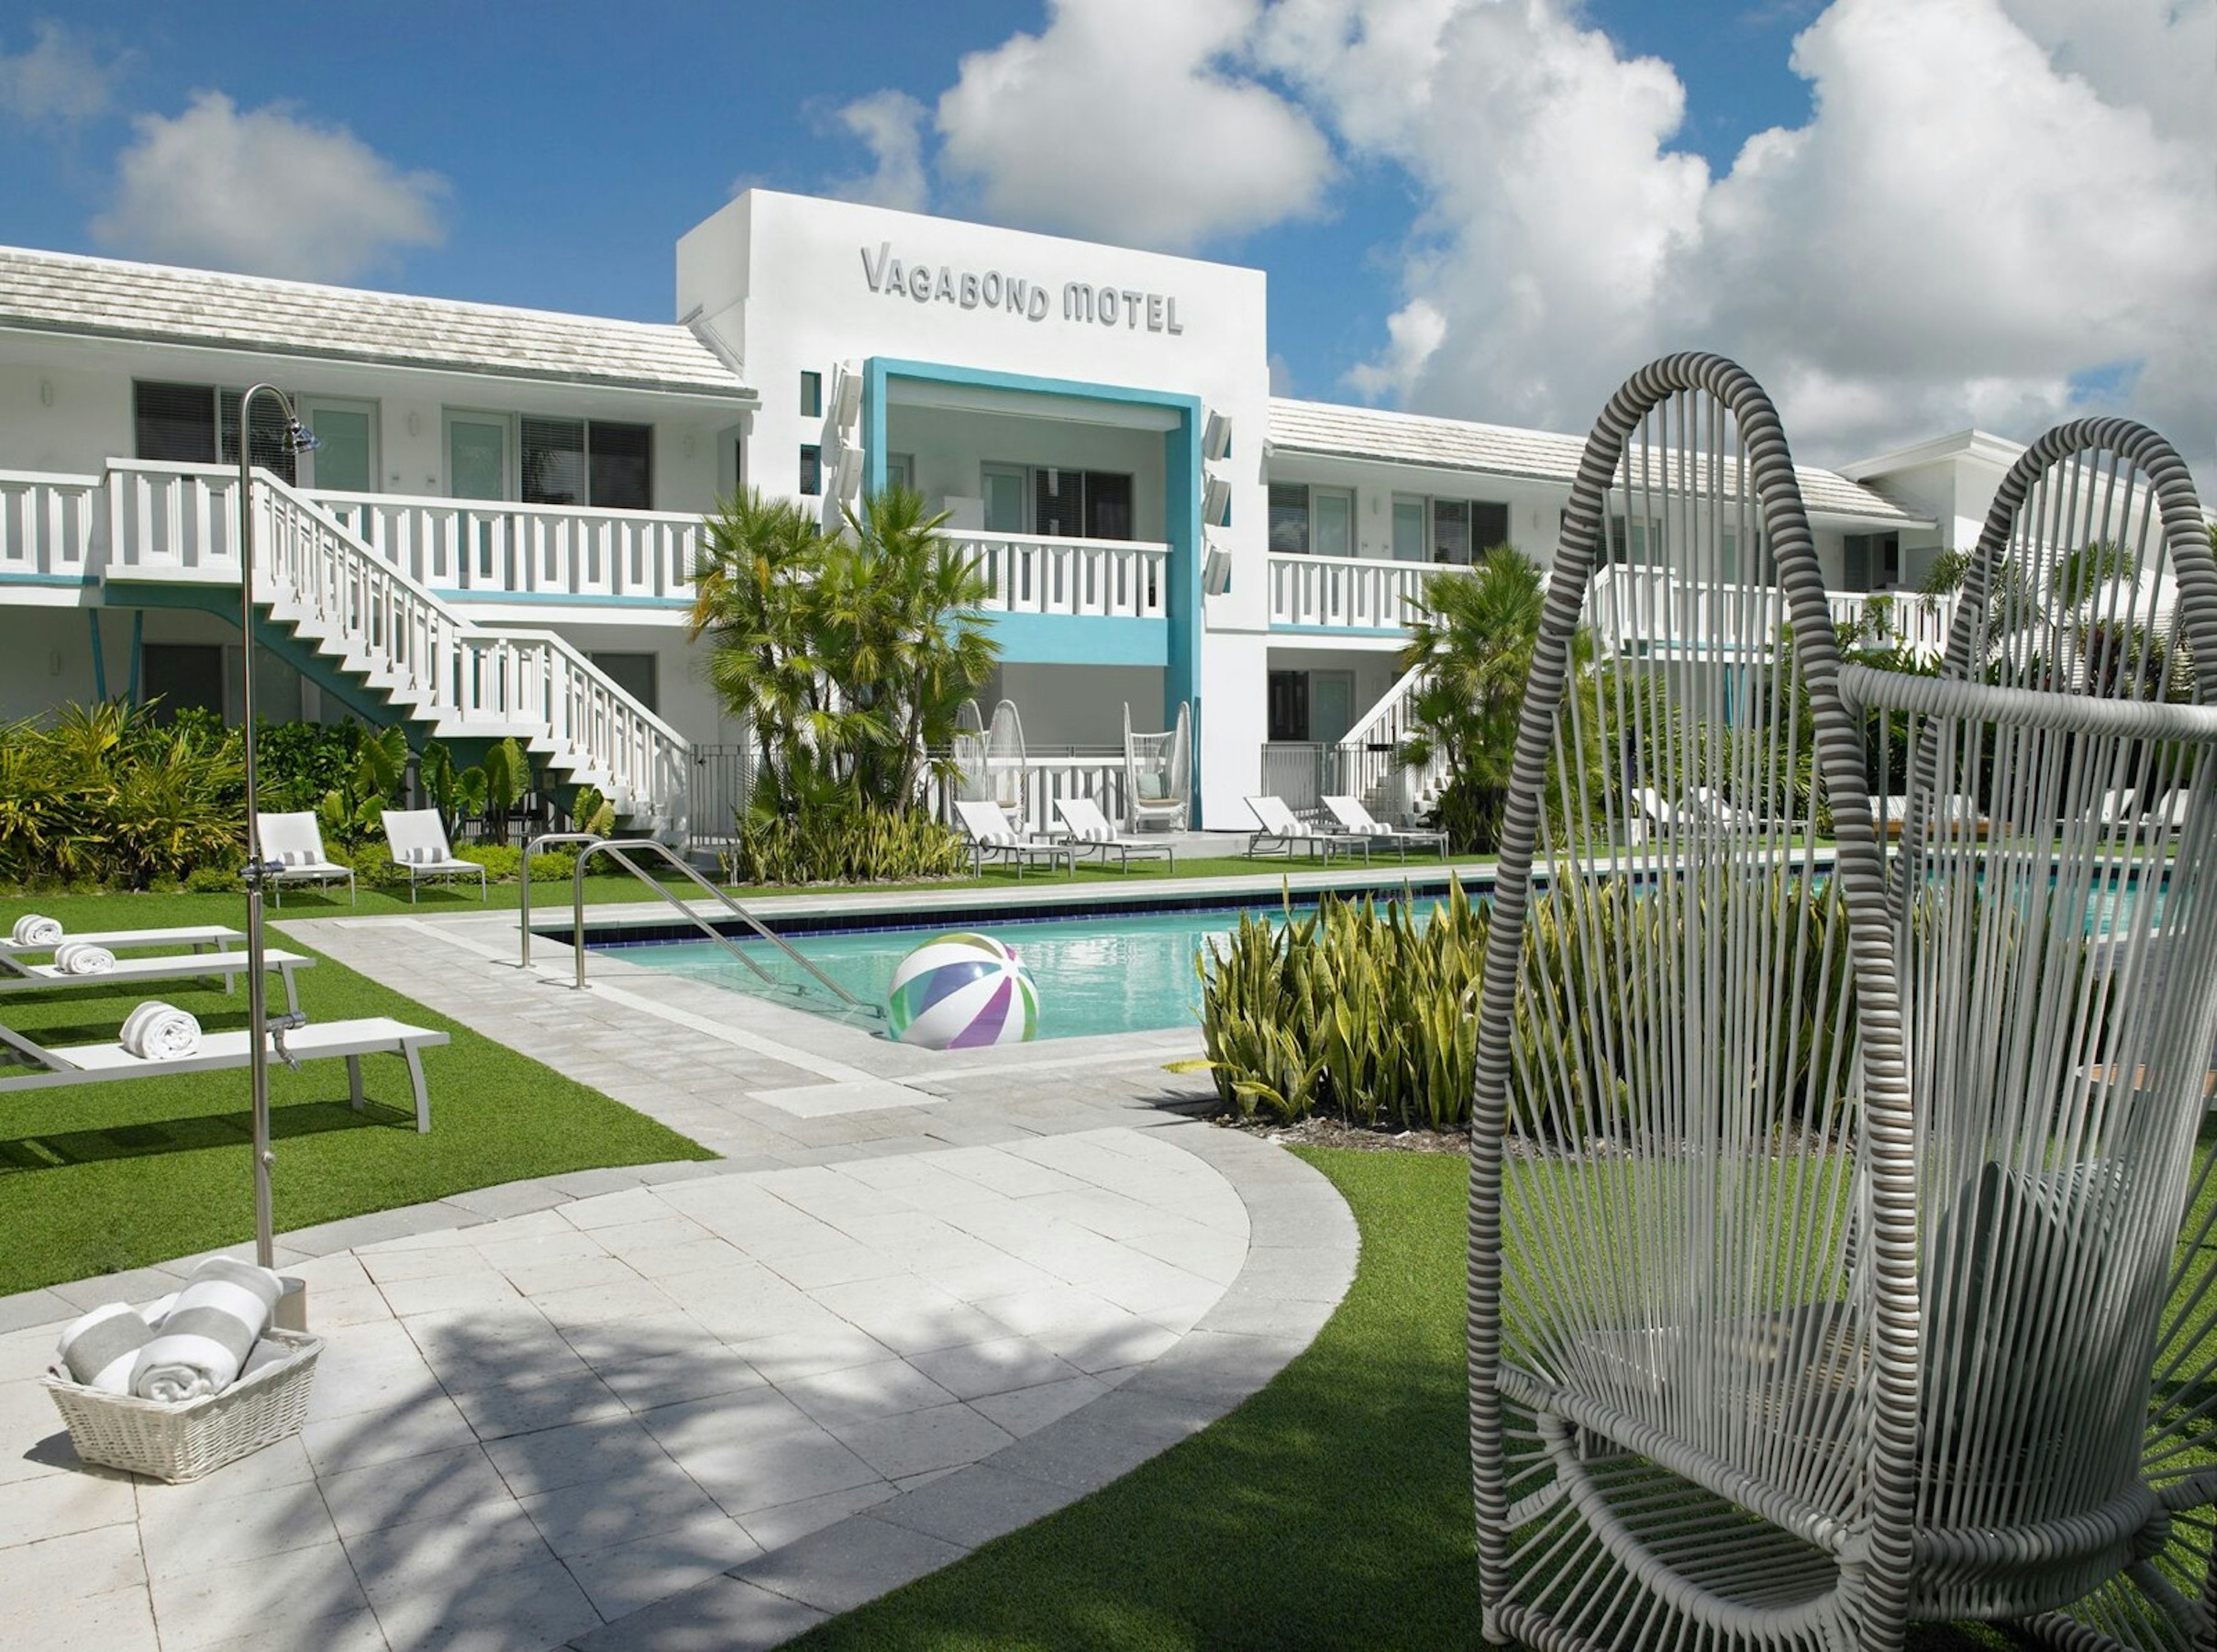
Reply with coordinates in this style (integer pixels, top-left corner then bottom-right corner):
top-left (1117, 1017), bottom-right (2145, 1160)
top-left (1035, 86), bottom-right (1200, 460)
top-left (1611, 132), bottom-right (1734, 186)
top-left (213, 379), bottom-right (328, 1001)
top-left (1, 2), bottom-right (2208, 472)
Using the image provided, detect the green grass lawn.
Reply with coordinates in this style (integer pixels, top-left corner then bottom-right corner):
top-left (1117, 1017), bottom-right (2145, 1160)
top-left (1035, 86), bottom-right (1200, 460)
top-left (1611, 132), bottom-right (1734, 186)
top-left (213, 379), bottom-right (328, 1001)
top-left (0, 890), bottom-right (711, 1296)
top-left (794, 1147), bottom-right (2007, 1651)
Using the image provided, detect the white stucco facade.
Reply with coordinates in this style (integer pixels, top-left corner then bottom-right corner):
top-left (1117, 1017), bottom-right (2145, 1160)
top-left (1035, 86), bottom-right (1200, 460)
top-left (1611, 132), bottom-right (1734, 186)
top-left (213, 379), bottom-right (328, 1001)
top-left (0, 187), bottom-right (1973, 834)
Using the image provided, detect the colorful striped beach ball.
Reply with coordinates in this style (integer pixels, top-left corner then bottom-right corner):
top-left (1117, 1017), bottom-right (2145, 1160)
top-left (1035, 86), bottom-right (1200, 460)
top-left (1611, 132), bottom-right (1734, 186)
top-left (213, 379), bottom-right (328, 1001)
top-left (886, 933), bottom-right (1039, 1049)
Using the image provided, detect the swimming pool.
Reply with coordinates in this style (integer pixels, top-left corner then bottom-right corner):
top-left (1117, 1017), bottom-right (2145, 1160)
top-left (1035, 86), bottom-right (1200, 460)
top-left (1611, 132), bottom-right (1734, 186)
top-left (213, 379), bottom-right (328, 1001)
top-left (594, 903), bottom-right (1356, 1041)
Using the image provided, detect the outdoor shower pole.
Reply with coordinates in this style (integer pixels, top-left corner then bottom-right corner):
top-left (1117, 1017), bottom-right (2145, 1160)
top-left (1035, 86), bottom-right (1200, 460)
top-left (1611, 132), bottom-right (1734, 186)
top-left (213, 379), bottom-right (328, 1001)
top-left (236, 385), bottom-right (313, 1273)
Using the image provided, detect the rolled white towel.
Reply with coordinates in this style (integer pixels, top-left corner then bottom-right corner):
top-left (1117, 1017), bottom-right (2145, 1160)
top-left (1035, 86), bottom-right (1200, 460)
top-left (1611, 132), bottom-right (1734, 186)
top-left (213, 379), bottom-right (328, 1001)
top-left (140, 1292), bottom-right (178, 1326)
top-left (53, 940), bottom-right (115, 976)
top-left (130, 1256), bottom-right (284, 1403)
top-left (12, 913), bottom-right (62, 946)
top-left (120, 1001), bottom-right (200, 1061)
top-left (54, 1303), bottom-right (156, 1394)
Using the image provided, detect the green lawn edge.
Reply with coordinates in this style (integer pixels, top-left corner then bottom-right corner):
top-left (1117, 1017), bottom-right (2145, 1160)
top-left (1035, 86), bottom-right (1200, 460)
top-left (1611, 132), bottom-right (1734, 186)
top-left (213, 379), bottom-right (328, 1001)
top-left (0, 891), bottom-right (712, 1296)
top-left (789, 1147), bottom-right (2006, 1652)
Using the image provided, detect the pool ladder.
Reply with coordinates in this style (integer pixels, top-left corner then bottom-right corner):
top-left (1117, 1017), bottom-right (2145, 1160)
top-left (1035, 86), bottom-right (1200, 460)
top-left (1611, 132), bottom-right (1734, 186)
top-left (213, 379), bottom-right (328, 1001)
top-left (518, 833), bottom-right (882, 1021)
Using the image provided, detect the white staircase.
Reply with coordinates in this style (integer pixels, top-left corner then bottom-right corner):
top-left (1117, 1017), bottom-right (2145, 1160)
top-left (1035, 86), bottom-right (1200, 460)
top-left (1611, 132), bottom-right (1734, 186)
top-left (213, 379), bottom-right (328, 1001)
top-left (1337, 659), bottom-right (1447, 827)
top-left (107, 464), bottom-right (688, 835)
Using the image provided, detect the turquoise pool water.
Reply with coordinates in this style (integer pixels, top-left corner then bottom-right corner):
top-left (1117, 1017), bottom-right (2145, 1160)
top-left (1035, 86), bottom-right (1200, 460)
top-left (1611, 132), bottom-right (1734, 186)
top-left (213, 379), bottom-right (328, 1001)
top-left (599, 905), bottom-right (1323, 1040)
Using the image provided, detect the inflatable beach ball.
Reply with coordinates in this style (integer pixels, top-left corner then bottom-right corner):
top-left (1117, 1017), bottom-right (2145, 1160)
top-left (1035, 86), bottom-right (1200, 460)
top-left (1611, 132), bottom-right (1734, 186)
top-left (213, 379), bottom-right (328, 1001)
top-left (887, 932), bottom-right (1039, 1049)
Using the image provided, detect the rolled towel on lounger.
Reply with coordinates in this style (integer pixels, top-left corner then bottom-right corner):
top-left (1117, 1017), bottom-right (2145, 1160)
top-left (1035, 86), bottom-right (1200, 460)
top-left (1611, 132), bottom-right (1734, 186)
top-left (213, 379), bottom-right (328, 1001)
top-left (52, 940), bottom-right (115, 975)
top-left (12, 913), bottom-right (61, 946)
top-left (54, 1302), bottom-right (158, 1394)
top-left (120, 1001), bottom-right (200, 1060)
top-left (130, 1256), bottom-right (284, 1403)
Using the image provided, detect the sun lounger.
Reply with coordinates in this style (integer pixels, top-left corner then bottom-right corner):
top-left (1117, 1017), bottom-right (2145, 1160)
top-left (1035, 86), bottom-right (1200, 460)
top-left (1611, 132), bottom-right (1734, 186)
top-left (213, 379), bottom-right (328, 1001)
top-left (0, 948), bottom-right (316, 1016)
top-left (1052, 797), bottom-right (1175, 874)
top-left (257, 812), bottom-right (356, 905)
top-left (1243, 795), bottom-right (1371, 864)
top-left (1320, 795), bottom-right (1449, 859)
top-left (0, 1016), bottom-right (450, 1132)
top-left (0, 924), bottom-right (245, 964)
top-left (381, 810), bottom-right (489, 903)
top-left (956, 800), bottom-right (1076, 878)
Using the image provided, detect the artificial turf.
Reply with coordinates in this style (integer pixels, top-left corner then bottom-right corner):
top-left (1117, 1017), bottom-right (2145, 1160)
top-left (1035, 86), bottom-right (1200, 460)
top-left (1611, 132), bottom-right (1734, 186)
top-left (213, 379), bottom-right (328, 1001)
top-left (791, 1147), bottom-right (2009, 1651)
top-left (0, 890), bottom-right (712, 1296)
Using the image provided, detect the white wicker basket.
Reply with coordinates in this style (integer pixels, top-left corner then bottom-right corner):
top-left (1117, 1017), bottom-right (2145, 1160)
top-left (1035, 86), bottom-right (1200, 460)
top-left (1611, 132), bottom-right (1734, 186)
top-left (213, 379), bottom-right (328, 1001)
top-left (43, 1328), bottom-right (323, 1483)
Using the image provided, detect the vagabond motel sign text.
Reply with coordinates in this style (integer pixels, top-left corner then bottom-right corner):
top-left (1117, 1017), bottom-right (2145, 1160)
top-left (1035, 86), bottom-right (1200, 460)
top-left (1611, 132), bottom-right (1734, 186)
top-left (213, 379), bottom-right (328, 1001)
top-left (861, 243), bottom-right (1186, 334)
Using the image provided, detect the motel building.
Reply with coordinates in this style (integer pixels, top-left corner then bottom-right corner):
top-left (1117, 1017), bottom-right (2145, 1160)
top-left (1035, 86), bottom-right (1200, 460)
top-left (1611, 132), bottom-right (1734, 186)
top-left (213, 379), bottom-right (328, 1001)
top-left (0, 189), bottom-right (1998, 842)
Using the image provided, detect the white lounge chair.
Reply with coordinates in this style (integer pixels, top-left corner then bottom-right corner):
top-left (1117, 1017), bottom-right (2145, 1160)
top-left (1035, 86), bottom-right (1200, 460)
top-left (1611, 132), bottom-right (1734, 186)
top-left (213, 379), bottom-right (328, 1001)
top-left (1053, 796), bottom-right (1175, 874)
top-left (1627, 786), bottom-right (1682, 845)
top-left (1243, 796), bottom-right (1371, 864)
top-left (0, 1016), bottom-right (450, 1132)
top-left (0, 923), bottom-right (244, 963)
top-left (380, 810), bottom-right (489, 903)
top-left (1320, 795), bottom-right (1449, 859)
top-left (0, 948), bottom-right (316, 1016)
top-left (256, 812), bottom-right (355, 906)
top-left (1681, 785), bottom-right (1765, 830)
top-left (955, 800), bottom-right (1076, 878)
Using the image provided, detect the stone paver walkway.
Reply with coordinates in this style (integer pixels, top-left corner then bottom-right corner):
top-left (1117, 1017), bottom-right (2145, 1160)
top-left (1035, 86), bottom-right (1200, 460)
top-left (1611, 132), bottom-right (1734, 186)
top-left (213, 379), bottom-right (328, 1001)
top-left (1, 902), bottom-right (1361, 1651)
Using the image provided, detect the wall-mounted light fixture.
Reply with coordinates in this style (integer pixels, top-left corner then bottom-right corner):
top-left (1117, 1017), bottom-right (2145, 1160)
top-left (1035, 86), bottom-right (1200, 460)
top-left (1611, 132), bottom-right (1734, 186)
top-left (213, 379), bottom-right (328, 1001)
top-left (39, 379), bottom-right (55, 407)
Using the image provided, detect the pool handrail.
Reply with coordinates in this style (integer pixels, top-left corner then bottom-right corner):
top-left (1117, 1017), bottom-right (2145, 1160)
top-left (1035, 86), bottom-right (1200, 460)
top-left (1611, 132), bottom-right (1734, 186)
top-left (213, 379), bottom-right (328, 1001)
top-left (520, 832), bottom-right (880, 1019)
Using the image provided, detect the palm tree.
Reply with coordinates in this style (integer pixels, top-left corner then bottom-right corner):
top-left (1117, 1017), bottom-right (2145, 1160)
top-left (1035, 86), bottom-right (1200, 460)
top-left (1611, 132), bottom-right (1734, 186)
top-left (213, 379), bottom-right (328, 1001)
top-left (1399, 547), bottom-right (1584, 852)
top-left (687, 483), bottom-right (998, 823)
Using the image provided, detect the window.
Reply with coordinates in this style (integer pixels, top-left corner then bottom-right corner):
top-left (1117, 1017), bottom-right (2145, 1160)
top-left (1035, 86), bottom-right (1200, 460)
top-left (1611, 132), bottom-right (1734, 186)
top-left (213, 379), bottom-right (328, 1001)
top-left (1267, 484), bottom-right (1354, 556)
top-left (1432, 499), bottom-right (1471, 565)
top-left (884, 453), bottom-right (915, 492)
top-left (589, 651), bottom-right (658, 714)
top-left (136, 382), bottom-right (217, 463)
top-left (1471, 501), bottom-right (1510, 555)
top-left (800, 371), bottom-right (822, 418)
top-left (1608, 514), bottom-right (1664, 565)
top-left (1844, 532), bottom-right (1901, 591)
top-left (520, 419), bottom-right (652, 509)
top-left (133, 381), bottom-right (298, 482)
top-left (588, 422), bottom-right (652, 511)
top-left (1030, 468), bottom-right (1134, 541)
top-left (800, 445), bottom-right (822, 497)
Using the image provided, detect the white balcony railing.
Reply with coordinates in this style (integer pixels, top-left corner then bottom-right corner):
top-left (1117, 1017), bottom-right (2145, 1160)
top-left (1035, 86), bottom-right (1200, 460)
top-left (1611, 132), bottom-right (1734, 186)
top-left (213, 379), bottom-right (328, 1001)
top-left (1268, 552), bottom-right (1453, 631)
top-left (1589, 565), bottom-right (1957, 660)
top-left (943, 529), bottom-right (1169, 620)
top-left (0, 468), bottom-right (102, 584)
top-left (312, 491), bottom-right (704, 605)
top-left (9, 463), bottom-right (1178, 628)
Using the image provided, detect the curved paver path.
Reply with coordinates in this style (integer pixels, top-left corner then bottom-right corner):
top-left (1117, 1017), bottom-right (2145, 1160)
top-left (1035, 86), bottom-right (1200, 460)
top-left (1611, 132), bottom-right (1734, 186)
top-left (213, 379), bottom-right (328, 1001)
top-left (1, 1124), bottom-right (1355, 1652)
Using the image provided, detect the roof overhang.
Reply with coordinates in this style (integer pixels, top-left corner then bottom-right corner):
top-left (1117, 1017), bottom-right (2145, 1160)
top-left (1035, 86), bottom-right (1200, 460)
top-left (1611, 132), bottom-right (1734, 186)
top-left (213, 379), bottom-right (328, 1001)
top-left (0, 318), bottom-right (759, 408)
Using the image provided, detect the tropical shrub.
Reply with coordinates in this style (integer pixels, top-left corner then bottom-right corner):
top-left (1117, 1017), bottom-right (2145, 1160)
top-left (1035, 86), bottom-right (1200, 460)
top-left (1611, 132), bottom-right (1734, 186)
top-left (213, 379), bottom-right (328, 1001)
top-left (253, 719), bottom-right (364, 811)
top-left (732, 804), bottom-right (968, 886)
top-left (1198, 873), bottom-right (1860, 1139)
top-left (1200, 880), bottom-right (1488, 1130)
top-left (315, 725), bottom-right (409, 848)
top-left (0, 702), bottom-right (244, 887)
top-left (689, 484), bottom-right (999, 881)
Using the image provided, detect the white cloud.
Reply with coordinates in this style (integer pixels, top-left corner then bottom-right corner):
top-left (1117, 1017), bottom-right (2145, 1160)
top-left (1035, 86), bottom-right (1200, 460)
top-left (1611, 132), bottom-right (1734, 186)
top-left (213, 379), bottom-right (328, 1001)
top-left (828, 90), bottom-right (930, 213)
top-left (0, 20), bottom-right (121, 125)
top-left (92, 91), bottom-right (446, 282)
top-left (1264, 0), bottom-right (2215, 478)
top-left (935, 0), bottom-right (1335, 251)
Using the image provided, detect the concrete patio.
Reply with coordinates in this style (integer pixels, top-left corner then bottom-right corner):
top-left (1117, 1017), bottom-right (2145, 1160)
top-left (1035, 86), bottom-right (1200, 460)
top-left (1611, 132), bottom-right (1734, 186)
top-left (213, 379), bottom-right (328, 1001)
top-left (0, 899), bottom-right (1361, 1651)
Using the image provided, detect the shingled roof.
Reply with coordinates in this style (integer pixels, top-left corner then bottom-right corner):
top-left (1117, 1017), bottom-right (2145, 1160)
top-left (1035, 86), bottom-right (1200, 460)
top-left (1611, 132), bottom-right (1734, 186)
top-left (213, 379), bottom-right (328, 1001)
top-left (0, 246), bottom-right (752, 400)
top-left (1268, 397), bottom-right (1924, 525)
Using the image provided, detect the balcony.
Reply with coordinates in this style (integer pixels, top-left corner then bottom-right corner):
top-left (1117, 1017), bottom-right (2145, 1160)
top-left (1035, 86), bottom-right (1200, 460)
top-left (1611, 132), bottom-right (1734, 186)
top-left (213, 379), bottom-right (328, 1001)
top-left (1267, 552), bottom-right (1457, 632)
top-left (1263, 551), bottom-right (1956, 659)
top-left (941, 528), bottom-right (1167, 620)
top-left (0, 463), bottom-right (1170, 627)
